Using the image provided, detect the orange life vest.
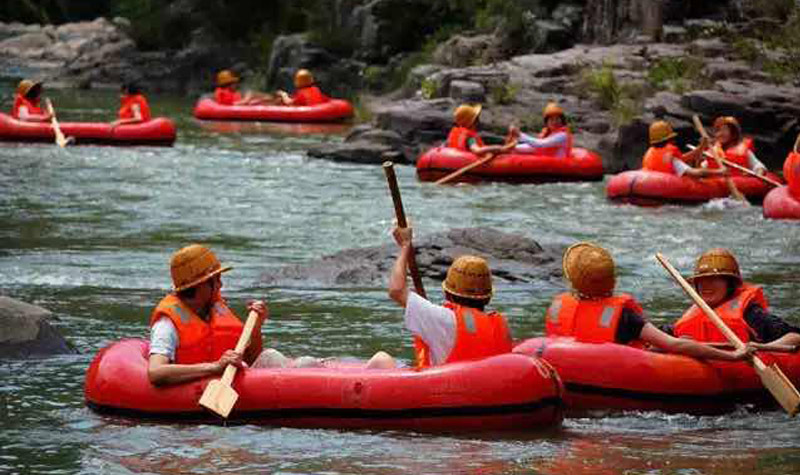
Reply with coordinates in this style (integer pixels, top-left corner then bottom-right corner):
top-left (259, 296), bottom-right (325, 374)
top-left (446, 126), bottom-right (485, 152)
top-left (149, 294), bottom-right (246, 364)
top-left (535, 125), bottom-right (573, 157)
top-left (214, 87), bottom-right (242, 106)
top-left (706, 138), bottom-right (753, 174)
top-left (641, 143), bottom-right (683, 174)
top-left (292, 86), bottom-right (329, 106)
top-left (414, 302), bottom-right (512, 369)
top-left (784, 151), bottom-right (800, 200)
top-left (673, 283), bottom-right (766, 343)
top-left (545, 292), bottom-right (644, 345)
top-left (12, 94), bottom-right (43, 119)
top-left (118, 94), bottom-right (151, 121)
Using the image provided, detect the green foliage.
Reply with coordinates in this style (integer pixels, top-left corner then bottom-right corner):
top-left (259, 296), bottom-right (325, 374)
top-left (580, 64), bottom-right (643, 127)
top-left (489, 83), bottom-right (519, 105)
top-left (352, 94), bottom-right (373, 124)
top-left (647, 56), bottom-right (708, 93)
top-left (420, 78), bottom-right (438, 100)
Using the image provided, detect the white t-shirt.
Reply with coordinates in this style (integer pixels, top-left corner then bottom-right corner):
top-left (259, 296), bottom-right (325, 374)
top-left (403, 293), bottom-right (457, 366)
top-left (149, 317), bottom-right (179, 362)
top-left (672, 157), bottom-right (690, 177)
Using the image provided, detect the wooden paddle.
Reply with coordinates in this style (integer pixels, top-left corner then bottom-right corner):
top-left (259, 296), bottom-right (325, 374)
top-left (383, 162), bottom-right (429, 367)
top-left (435, 152), bottom-right (497, 185)
top-left (794, 133), bottom-right (800, 154)
top-left (692, 115), bottom-right (748, 203)
top-left (656, 253), bottom-right (800, 416)
top-left (198, 309), bottom-right (260, 418)
top-left (708, 342), bottom-right (799, 353)
top-left (383, 162), bottom-right (426, 298)
top-left (688, 145), bottom-right (783, 188)
top-left (45, 99), bottom-right (72, 148)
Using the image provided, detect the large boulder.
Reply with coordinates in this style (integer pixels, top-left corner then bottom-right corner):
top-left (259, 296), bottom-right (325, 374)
top-left (0, 296), bottom-right (74, 359)
top-left (432, 34), bottom-right (504, 68)
top-left (262, 228), bottom-right (563, 287)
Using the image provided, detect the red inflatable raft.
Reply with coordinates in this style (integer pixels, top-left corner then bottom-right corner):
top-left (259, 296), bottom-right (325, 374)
top-left (85, 339), bottom-right (564, 431)
top-left (763, 186), bottom-right (800, 220)
top-left (606, 169), bottom-right (782, 206)
top-left (416, 146), bottom-right (604, 184)
top-left (515, 337), bottom-right (800, 415)
top-left (0, 113), bottom-right (176, 146)
top-left (193, 98), bottom-right (354, 123)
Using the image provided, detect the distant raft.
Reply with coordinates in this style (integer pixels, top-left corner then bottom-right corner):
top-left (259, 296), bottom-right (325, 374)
top-left (0, 113), bottom-right (176, 146)
top-left (416, 146), bottom-right (604, 184)
top-left (515, 337), bottom-right (800, 415)
top-left (85, 339), bottom-right (564, 432)
top-left (763, 186), bottom-right (800, 220)
top-left (606, 169), bottom-right (782, 206)
top-left (193, 98), bottom-right (354, 123)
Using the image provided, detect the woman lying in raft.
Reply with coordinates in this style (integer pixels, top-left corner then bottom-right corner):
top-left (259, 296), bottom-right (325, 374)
top-left (661, 248), bottom-right (800, 351)
top-left (508, 102), bottom-right (573, 158)
top-left (545, 242), bottom-right (755, 360)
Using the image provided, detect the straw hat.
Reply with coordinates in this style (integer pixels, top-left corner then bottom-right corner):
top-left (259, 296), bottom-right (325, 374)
top-left (294, 69), bottom-right (314, 88)
top-left (649, 120), bottom-right (678, 145)
top-left (442, 255), bottom-right (493, 300)
top-left (453, 104), bottom-right (482, 128)
top-left (562, 242), bottom-right (616, 299)
top-left (170, 244), bottom-right (232, 292)
top-left (543, 102), bottom-right (565, 119)
top-left (689, 248), bottom-right (742, 285)
top-left (216, 70), bottom-right (240, 87)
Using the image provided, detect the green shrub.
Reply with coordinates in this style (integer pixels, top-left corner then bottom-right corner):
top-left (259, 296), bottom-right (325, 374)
top-left (420, 78), bottom-right (438, 99)
top-left (489, 83), bottom-right (519, 105)
top-left (647, 56), bottom-right (708, 93)
top-left (580, 63), bottom-right (644, 127)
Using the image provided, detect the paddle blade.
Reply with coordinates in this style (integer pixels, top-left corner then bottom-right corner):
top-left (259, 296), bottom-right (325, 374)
top-left (757, 363), bottom-right (800, 416)
top-left (198, 379), bottom-right (239, 418)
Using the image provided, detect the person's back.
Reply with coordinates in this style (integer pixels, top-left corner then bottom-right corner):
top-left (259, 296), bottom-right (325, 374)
top-left (291, 85), bottom-right (329, 106)
top-left (783, 143), bottom-right (800, 199)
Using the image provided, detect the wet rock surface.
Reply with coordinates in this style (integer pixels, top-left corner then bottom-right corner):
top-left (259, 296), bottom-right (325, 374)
top-left (261, 228), bottom-right (563, 287)
top-left (0, 296), bottom-right (75, 359)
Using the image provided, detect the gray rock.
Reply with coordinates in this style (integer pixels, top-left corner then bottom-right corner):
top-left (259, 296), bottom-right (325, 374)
top-left (0, 296), bottom-right (74, 359)
top-left (449, 80), bottom-right (486, 102)
top-left (261, 228), bottom-right (563, 287)
top-left (431, 34), bottom-right (503, 68)
top-left (307, 140), bottom-right (404, 165)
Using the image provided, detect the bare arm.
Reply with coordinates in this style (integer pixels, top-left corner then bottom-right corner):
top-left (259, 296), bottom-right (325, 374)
top-left (640, 323), bottom-right (751, 361)
top-left (19, 105), bottom-right (52, 122)
top-left (388, 241), bottom-right (412, 308)
top-left (112, 104), bottom-right (143, 126)
top-left (147, 354), bottom-right (226, 386)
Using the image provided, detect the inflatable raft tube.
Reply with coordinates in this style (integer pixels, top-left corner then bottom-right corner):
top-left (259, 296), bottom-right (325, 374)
top-left (193, 98), bottom-right (354, 123)
top-left (606, 169), bottom-right (782, 206)
top-left (0, 113), bottom-right (176, 146)
top-left (763, 186), bottom-right (800, 220)
top-left (514, 337), bottom-right (800, 415)
top-left (85, 339), bottom-right (564, 431)
top-left (416, 146), bottom-right (604, 184)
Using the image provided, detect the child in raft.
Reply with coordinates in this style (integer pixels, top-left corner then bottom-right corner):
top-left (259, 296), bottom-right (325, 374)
top-left (111, 82), bottom-right (151, 126)
top-left (706, 116), bottom-right (767, 176)
top-left (660, 248), bottom-right (800, 351)
top-left (11, 79), bottom-right (52, 122)
top-left (545, 242), bottom-right (754, 360)
top-left (641, 120), bottom-right (726, 178)
top-left (446, 104), bottom-right (517, 154)
top-left (213, 69), bottom-right (273, 106)
top-left (276, 69), bottom-right (331, 107)
top-left (508, 102), bottom-right (573, 158)
top-left (364, 226), bottom-right (513, 370)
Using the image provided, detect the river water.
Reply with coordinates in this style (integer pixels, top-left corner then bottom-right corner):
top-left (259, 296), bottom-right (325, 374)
top-left (1, 88), bottom-right (799, 474)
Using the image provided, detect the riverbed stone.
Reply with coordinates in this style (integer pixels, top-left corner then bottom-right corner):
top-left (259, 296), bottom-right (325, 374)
top-left (261, 228), bottom-right (563, 287)
top-left (0, 296), bottom-right (75, 359)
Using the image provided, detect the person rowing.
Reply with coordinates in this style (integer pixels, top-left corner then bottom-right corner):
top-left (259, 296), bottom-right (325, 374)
top-left (641, 120), bottom-right (724, 178)
top-left (11, 79), bottom-right (52, 123)
top-left (704, 116), bottom-right (767, 176)
top-left (446, 103), bottom-right (516, 155)
top-left (544, 242), bottom-right (754, 360)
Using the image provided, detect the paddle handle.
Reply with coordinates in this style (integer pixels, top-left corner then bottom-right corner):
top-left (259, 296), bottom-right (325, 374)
top-left (656, 253), bottom-right (767, 370)
top-left (220, 309), bottom-right (260, 386)
top-left (794, 133), bottom-right (799, 154)
top-left (383, 162), bottom-right (427, 298)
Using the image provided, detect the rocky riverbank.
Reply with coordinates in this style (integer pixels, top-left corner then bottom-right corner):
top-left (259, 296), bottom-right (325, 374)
top-left (261, 227), bottom-right (563, 288)
top-left (309, 35), bottom-right (800, 172)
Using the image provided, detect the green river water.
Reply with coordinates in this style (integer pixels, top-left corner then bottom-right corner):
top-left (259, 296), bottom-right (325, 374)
top-left (1, 88), bottom-right (799, 474)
